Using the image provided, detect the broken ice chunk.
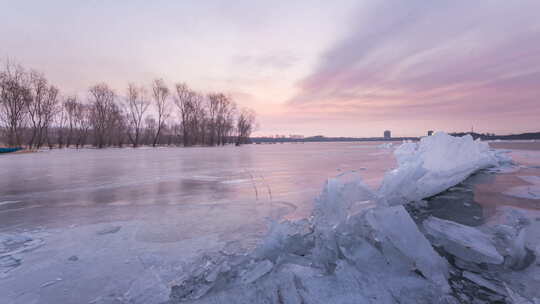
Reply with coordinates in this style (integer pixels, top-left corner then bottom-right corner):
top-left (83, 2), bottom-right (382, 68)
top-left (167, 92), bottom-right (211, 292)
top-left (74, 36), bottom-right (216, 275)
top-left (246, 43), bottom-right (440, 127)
top-left (379, 133), bottom-right (502, 205)
top-left (240, 260), bottom-right (273, 284)
top-left (363, 206), bottom-right (450, 292)
top-left (504, 282), bottom-right (539, 304)
top-left (313, 176), bottom-right (375, 230)
top-left (423, 217), bottom-right (504, 265)
top-left (462, 271), bottom-right (505, 295)
top-left (508, 228), bottom-right (529, 270)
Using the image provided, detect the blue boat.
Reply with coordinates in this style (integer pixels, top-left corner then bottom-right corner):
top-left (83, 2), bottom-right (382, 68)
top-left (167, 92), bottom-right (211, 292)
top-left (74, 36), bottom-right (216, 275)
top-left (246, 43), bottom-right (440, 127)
top-left (0, 147), bottom-right (23, 154)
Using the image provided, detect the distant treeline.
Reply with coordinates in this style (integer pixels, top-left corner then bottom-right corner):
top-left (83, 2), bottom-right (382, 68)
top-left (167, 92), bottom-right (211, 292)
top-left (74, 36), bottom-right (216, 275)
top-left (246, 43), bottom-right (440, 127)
top-left (0, 61), bottom-right (256, 149)
top-left (254, 132), bottom-right (540, 144)
top-left (449, 132), bottom-right (540, 141)
top-left (252, 135), bottom-right (419, 144)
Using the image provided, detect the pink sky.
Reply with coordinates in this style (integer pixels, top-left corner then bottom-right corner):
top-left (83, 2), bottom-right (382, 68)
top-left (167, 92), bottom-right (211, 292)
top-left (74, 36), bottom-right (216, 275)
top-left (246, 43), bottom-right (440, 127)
top-left (1, 1), bottom-right (539, 137)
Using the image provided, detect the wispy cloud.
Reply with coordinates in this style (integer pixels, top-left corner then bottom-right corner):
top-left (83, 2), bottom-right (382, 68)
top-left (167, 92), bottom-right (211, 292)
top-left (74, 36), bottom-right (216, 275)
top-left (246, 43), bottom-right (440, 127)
top-left (231, 53), bottom-right (299, 70)
top-left (289, 0), bottom-right (540, 133)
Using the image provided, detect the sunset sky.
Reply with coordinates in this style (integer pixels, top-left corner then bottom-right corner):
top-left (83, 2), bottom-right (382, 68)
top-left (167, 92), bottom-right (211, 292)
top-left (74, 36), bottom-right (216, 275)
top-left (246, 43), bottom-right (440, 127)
top-left (2, 0), bottom-right (539, 137)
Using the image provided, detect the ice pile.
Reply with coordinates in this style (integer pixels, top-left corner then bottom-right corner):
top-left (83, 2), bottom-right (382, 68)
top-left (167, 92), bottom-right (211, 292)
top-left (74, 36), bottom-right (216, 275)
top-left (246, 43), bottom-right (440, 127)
top-left (379, 132), bottom-right (505, 205)
top-left (168, 133), bottom-right (537, 304)
top-left (170, 178), bottom-right (453, 303)
top-left (422, 207), bottom-right (540, 303)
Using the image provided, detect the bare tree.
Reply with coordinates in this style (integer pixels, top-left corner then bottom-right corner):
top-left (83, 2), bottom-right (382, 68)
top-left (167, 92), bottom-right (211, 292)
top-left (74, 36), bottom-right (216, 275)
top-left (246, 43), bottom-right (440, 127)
top-left (207, 93), bottom-right (220, 146)
top-left (190, 92), bottom-right (205, 145)
top-left (236, 108), bottom-right (256, 145)
top-left (0, 62), bottom-right (30, 147)
top-left (2, 61), bottom-right (259, 150)
top-left (27, 71), bottom-right (59, 149)
top-left (55, 98), bottom-right (68, 148)
top-left (26, 71), bottom-right (47, 148)
top-left (161, 122), bottom-right (175, 146)
top-left (88, 83), bottom-right (116, 148)
top-left (125, 83), bottom-right (150, 147)
top-left (109, 106), bottom-right (125, 147)
top-left (171, 122), bottom-right (183, 146)
top-left (74, 103), bottom-right (91, 148)
top-left (151, 79), bottom-right (170, 147)
top-left (174, 83), bottom-right (189, 146)
top-left (144, 116), bottom-right (157, 145)
top-left (42, 86), bottom-right (59, 148)
top-left (63, 96), bottom-right (79, 147)
top-left (174, 83), bottom-right (200, 146)
top-left (218, 94), bottom-right (236, 145)
top-left (63, 96), bottom-right (90, 148)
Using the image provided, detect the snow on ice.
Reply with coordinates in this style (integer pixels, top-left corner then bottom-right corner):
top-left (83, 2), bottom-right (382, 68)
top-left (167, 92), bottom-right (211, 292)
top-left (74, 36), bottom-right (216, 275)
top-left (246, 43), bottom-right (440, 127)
top-left (0, 233), bottom-right (45, 278)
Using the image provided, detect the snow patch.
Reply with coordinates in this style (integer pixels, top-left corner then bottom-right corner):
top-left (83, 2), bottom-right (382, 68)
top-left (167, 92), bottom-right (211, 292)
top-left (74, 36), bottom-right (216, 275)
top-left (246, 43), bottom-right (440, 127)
top-left (0, 233), bottom-right (45, 276)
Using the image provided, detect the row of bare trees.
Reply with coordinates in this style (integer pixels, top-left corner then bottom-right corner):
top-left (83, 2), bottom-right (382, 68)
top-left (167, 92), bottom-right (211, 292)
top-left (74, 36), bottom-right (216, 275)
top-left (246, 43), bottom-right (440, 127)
top-left (0, 62), bottom-right (256, 149)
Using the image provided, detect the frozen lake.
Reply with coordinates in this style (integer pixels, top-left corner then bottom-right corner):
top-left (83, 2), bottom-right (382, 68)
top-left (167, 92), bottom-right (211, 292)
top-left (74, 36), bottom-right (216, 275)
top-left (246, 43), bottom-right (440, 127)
top-left (1, 142), bottom-right (396, 303)
top-left (1, 141), bottom-right (539, 303)
top-left (0, 142), bottom-right (395, 229)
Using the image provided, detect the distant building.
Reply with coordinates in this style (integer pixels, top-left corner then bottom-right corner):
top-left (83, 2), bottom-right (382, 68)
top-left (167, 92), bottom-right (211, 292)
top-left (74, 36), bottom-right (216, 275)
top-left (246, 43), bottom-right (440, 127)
top-left (427, 130), bottom-right (434, 136)
top-left (384, 130), bottom-right (391, 139)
